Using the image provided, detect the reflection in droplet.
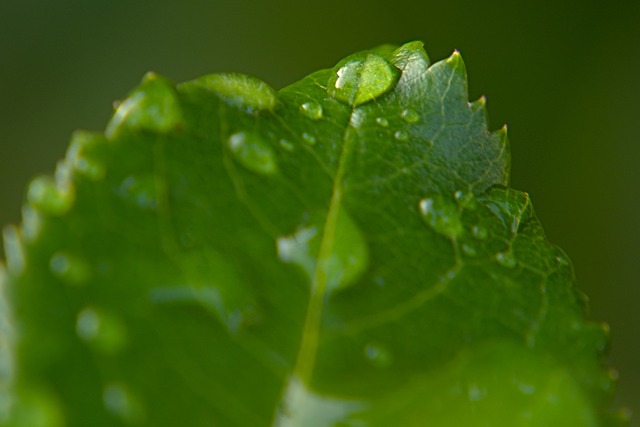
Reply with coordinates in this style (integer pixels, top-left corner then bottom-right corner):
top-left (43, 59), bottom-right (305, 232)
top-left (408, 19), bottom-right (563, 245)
top-left (273, 377), bottom-right (367, 427)
top-left (227, 131), bottom-right (278, 175)
top-left (400, 108), bottom-right (419, 123)
top-left (364, 342), bottom-right (392, 368)
top-left (49, 252), bottom-right (90, 285)
top-left (394, 130), bottom-right (409, 142)
top-left (300, 102), bottom-right (323, 120)
top-left (375, 117), bottom-right (389, 128)
top-left (418, 195), bottom-right (462, 238)
top-left (76, 307), bottom-right (127, 354)
top-left (327, 53), bottom-right (400, 107)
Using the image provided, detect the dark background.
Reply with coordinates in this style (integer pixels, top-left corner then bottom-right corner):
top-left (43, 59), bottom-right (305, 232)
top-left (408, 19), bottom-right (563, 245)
top-left (1, 0), bottom-right (638, 420)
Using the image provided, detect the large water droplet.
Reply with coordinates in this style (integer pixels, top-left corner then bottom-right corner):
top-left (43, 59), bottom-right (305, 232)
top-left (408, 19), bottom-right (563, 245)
top-left (300, 102), bottom-right (323, 120)
top-left (273, 377), bottom-right (367, 427)
top-left (418, 195), bottom-right (462, 238)
top-left (364, 342), bottom-right (392, 368)
top-left (103, 382), bottom-right (144, 425)
top-left (117, 176), bottom-right (157, 210)
top-left (185, 72), bottom-right (277, 113)
top-left (400, 108), bottom-right (419, 123)
top-left (227, 131), bottom-right (278, 175)
top-left (49, 252), bottom-right (90, 285)
top-left (277, 210), bottom-right (369, 293)
top-left (27, 176), bottom-right (74, 216)
top-left (328, 53), bottom-right (400, 107)
top-left (76, 307), bottom-right (127, 354)
top-left (106, 72), bottom-right (183, 138)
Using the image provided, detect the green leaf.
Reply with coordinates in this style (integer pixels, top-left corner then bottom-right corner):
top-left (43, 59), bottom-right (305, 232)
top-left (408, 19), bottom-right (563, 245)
top-left (0, 41), bottom-right (628, 426)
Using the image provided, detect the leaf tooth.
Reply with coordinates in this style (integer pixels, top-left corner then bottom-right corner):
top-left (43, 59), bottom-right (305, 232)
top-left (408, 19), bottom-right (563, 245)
top-left (66, 130), bottom-right (108, 181)
top-left (2, 225), bottom-right (25, 275)
top-left (26, 172), bottom-right (75, 217)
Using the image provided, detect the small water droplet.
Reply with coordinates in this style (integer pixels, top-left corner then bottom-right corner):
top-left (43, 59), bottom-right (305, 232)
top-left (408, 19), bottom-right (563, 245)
top-left (400, 108), bottom-right (419, 123)
top-left (517, 382), bottom-right (536, 395)
top-left (76, 307), bottom-right (127, 353)
top-left (394, 129), bottom-right (409, 142)
top-left (279, 138), bottom-right (295, 152)
top-left (103, 382), bottom-right (144, 424)
top-left (375, 117), bottom-right (389, 127)
top-left (27, 176), bottom-right (74, 216)
top-left (461, 243), bottom-right (478, 257)
top-left (496, 251), bottom-right (517, 268)
top-left (300, 102), bottom-right (323, 120)
top-left (49, 252), bottom-right (90, 285)
top-left (227, 131), bottom-right (278, 175)
top-left (118, 176), bottom-right (157, 210)
top-left (364, 342), bottom-right (392, 368)
top-left (327, 53), bottom-right (400, 107)
top-left (418, 195), bottom-right (462, 238)
top-left (301, 133), bottom-right (317, 145)
top-left (453, 189), bottom-right (476, 209)
top-left (467, 384), bottom-right (487, 401)
top-left (185, 72), bottom-right (277, 113)
top-left (471, 225), bottom-right (488, 240)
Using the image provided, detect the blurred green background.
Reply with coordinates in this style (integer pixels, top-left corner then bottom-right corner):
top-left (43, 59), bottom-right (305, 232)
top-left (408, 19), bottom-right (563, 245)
top-left (1, 0), bottom-right (638, 420)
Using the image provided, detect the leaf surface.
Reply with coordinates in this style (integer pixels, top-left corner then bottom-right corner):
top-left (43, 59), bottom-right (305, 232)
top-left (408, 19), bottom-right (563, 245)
top-left (0, 41), bottom-right (626, 426)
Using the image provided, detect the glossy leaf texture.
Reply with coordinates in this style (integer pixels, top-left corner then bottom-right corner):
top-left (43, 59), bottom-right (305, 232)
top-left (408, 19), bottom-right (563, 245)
top-left (0, 41), bottom-right (628, 426)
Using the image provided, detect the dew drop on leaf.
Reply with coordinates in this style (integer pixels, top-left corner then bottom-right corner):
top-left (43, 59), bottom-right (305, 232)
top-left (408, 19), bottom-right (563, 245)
top-left (471, 225), bottom-right (489, 240)
top-left (461, 243), bottom-right (478, 257)
top-left (496, 251), bottom-right (517, 268)
top-left (49, 252), bottom-right (90, 285)
top-left (418, 195), bottom-right (462, 238)
top-left (364, 342), bottom-right (393, 368)
top-left (375, 117), bottom-right (389, 128)
top-left (279, 138), bottom-right (295, 152)
top-left (301, 132), bottom-right (317, 145)
top-left (327, 53), bottom-right (400, 107)
top-left (76, 307), bottom-right (127, 354)
top-left (400, 108), bottom-right (419, 123)
top-left (227, 131), bottom-right (278, 175)
top-left (117, 176), bottom-right (157, 210)
top-left (27, 176), bottom-right (74, 216)
top-left (186, 72), bottom-right (277, 113)
top-left (103, 382), bottom-right (144, 425)
top-left (300, 102), bottom-right (323, 120)
top-left (394, 130), bottom-right (409, 142)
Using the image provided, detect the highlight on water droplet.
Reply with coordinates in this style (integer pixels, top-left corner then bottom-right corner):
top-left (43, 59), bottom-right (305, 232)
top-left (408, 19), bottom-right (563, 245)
top-left (103, 382), bottom-right (144, 425)
top-left (49, 252), bottom-right (90, 285)
top-left (394, 130), bottom-right (409, 142)
top-left (184, 72), bottom-right (277, 113)
top-left (453, 189), bottom-right (477, 209)
top-left (76, 307), bottom-right (127, 354)
top-left (273, 377), bottom-right (367, 427)
top-left (300, 102), bottom-right (323, 120)
top-left (400, 108), bottom-right (419, 123)
top-left (302, 133), bottom-right (317, 145)
top-left (363, 342), bottom-right (392, 368)
top-left (327, 53), bottom-right (400, 107)
top-left (418, 194), bottom-right (462, 238)
top-left (227, 131), bottom-right (278, 175)
top-left (27, 176), bottom-right (74, 216)
top-left (375, 117), bottom-right (389, 127)
top-left (496, 251), bottom-right (517, 268)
